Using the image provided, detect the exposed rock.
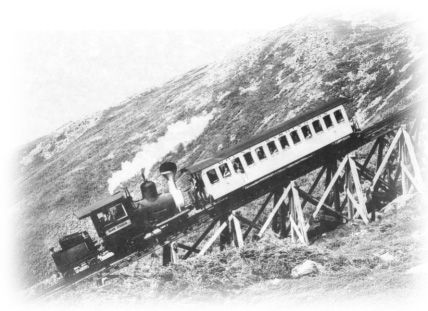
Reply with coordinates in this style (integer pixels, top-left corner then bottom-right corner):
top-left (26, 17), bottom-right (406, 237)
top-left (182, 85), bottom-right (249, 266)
top-left (405, 263), bottom-right (428, 275)
top-left (291, 260), bottom-right (324, 278)
top-left (381, 194), bottom-right (417, 214)
top-left (379, 252), bottom-right (395, 263)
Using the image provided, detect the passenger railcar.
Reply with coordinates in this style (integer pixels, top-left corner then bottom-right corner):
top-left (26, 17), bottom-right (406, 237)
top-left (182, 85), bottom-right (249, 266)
top-left (184, 98), bottom-right (355, 202)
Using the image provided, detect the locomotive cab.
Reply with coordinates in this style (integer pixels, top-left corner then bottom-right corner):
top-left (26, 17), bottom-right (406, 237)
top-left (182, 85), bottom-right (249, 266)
top-left (75, 191), bottom-right (138, 254)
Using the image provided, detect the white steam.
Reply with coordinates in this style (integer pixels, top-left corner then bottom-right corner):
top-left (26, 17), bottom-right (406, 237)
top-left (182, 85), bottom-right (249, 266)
top-left (107, 111), bottom-right (216, 193)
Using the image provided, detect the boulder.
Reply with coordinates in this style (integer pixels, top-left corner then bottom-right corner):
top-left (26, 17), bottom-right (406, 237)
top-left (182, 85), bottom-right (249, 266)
top-left (381, 194), bottom-right (417, 214)
top-left (291, 260), bottom-right (324, 278)
top-left (405, 263), bottom-right (428, 275)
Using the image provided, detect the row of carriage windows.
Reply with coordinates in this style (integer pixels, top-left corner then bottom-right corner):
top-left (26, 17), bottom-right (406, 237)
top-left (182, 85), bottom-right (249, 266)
top-left (206, 109), bottom-right (345, 185)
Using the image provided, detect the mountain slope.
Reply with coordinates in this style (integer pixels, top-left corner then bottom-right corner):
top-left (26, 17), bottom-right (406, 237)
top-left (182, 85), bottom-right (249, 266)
top-left (15, 14), bottom-right (426, 287)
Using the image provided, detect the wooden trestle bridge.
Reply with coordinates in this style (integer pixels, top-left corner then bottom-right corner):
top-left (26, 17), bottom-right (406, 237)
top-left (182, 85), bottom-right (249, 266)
top-left (32, 103), bottom-right (425, 301)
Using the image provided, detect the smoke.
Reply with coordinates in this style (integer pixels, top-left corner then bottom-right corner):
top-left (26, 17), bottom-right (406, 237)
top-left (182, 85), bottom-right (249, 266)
top-left (107, 111), bottom-right (216, 193)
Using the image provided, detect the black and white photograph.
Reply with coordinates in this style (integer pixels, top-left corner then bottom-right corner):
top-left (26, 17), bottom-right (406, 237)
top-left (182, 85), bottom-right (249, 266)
top-left (2, 1), bottom-right (427, 310)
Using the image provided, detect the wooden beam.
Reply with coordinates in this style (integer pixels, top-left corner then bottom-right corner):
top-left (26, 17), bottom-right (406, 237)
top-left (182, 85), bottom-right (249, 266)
top-left (232, 215), bottom-right (244, 249)
top-left (296, 187), bottom-right (347, 220)
top-left (355, 161), bottom-right (401, 195)
top-left (362, 138), bottom-right (381, 168)
top-left (349, 157), bottom-right (368, 217)
top-left (289, 216), bottom-right (306, 245)
top-left (183, 217), bottom-right (218, 259)
top-left (234, 214), bottom-right (262, 230)
top-left (291, 182), bottom-right (309, 244)
top-left (197, 214), bottom-right (233, 258)
top-left (402, 130), bottom-right (424, 186)
top-left (219, 212), bottom-right (231, 251)
top-left (345, 163), bottom-right (353, 219)
top-left (257, 184), bottom-right (292, 239)
top-left (289, 191), bottom-right (296, 243)
top-left (401, 162), bottom-right (423, 193)
top-left (243, 192), bottom-right (274, 240)
top-left (301, 166), bottom-right (327, 209)
top-left (313, 156), bottom-right (349, 218)
top-left (346, 189), bottom-right (369, 224)
top-left (177, 243), bottom-right (200, 254)
top-left (279, 199), bottom-right (289, 238)
top-left (331, 160), bottom-right (341, 211)
top-left (399, 137), bottom-right (407, 194)
top-left (372, 128), bottom-right (403, 188)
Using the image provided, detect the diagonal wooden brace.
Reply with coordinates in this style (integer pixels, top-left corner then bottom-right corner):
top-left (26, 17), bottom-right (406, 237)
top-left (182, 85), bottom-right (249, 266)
top-left (256, 184), bottom-right (292, 239)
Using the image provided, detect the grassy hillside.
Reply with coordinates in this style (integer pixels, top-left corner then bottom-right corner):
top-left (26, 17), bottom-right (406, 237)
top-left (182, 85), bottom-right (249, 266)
top-left (15, 14), bottom-right (426, 288)
top-left (28, 193), bottom-right (426, 308)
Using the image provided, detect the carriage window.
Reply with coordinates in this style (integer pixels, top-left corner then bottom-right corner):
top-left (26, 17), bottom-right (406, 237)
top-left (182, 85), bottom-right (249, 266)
top-left (207, 169), bottom-right (219, 184)
top-left (279, 135), bottom-right (290, 149)
top-left (219, 163), bottom-right (231, 178)
top-left (232, 158), bottom-right (245, 173)
top-left (290, 130), bottom-right (301, 144)
top-left (255, 146), bottom-right (266, 160)
top-left (267, 141), bottom-right (278, 155)
top-left (334, 110), bottom-right (345, 123)
top-left (301, 125), bottom-right (312, 139)
top-left (243, 152), bottom-right (255, 166)
top-left (323, 115), bottom-right (334, 128)
top-left (312, 119), bottom-right (323, 133)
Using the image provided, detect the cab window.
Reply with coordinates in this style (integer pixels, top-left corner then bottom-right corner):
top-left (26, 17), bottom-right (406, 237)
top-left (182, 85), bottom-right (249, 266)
top-left (323, 115), bottom-right (334, 128)
top-left (279, 135), bottom-right (290, 149)
top-left (301, 125), bottom-right (312, 139)
top-left (255, 146), bottom-right (266, 160)
top-left (97, 211), bottom-right (112, 226)
top-left (207, 169), bottom-right (219, 184)
top-left (290, 130), bottom-right (301, 144)
top-left (243, 152), bottom-right (255, 166)
top-left (97, 204), bottom-right (127, 226)
top-left (219, 163), bottom-right (231, 178)
top-left (312, 119), bottom-right (323, 133)
top-left (334, 109), bottom-right (345, 123)
top-left (109, 204), bottom-right (127, 221)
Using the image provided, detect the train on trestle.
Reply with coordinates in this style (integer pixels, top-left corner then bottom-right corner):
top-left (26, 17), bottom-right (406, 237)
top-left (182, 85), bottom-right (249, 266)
top-left (50, 97), bottom-right (359, 278)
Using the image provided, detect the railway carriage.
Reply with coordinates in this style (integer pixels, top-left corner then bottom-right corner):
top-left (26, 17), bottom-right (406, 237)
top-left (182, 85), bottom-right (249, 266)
top-left (184, 98), bottom-right (355, 202)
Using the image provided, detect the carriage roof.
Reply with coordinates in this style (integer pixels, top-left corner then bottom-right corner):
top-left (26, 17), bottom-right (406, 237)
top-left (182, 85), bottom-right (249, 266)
top-left (184, 98), bottom-right (348, 174)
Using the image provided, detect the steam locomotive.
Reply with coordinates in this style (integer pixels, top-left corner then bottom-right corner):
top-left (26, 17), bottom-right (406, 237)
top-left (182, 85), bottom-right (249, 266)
top-left (50, 162), bottom-right (187, 278)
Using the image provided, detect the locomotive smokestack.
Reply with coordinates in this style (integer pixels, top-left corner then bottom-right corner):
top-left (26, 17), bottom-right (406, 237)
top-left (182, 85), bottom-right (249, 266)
top-left (159, 162), bottom-right (184, 211)
top-left (141, 168), bottom-right (146, 183)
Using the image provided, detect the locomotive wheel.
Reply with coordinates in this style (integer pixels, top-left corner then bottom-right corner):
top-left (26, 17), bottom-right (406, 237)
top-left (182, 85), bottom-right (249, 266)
top-left (63, 270), bottom-right (76, 278)
top-left (88, 258), bottom-right (99, 267)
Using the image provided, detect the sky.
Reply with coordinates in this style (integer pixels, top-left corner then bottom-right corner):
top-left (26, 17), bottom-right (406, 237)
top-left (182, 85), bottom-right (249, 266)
top-left (1, 0), bottom-right (424, 151)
